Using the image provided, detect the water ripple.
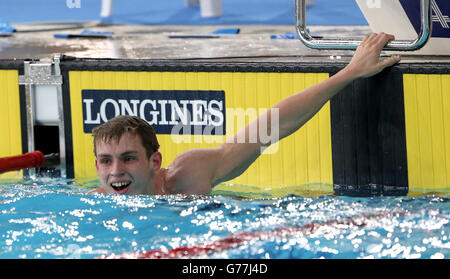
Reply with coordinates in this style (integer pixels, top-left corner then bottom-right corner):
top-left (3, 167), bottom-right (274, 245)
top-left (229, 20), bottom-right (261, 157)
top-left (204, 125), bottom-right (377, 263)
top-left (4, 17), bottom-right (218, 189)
top-left (0, 181), bottom-right (448, 259)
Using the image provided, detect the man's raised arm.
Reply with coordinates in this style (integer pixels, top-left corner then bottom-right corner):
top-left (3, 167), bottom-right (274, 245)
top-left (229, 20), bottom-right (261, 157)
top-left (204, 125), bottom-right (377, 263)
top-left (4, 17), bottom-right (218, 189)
top-left (210, 33), bottom-right (401, 185)
top-left (166, 33), bottom-right (401, 194)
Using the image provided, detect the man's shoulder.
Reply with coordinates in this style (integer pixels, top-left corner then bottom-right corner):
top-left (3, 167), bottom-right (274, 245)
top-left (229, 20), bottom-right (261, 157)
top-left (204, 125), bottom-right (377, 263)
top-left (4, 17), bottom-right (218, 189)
top-left (158, 161), bottom-right (212, 195)
top-left (156, 167), bottom-right (187, 194)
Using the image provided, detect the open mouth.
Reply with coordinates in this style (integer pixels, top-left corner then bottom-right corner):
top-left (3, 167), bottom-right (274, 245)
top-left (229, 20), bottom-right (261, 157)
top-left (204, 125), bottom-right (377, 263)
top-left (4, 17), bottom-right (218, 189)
top-left (110, 181), bottom-right (132, 194)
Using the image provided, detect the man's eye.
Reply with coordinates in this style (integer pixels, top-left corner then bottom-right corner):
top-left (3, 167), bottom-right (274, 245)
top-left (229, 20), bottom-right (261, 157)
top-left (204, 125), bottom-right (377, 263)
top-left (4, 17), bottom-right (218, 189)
top-left (124, 156), bottom-right (136, 162)
top-left (99, 158), bottom-right (111, 164)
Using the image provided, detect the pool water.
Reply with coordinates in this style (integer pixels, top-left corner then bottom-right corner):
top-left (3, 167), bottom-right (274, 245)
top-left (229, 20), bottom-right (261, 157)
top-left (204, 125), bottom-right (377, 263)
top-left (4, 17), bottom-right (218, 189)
top-left (0, 178), bottom-right (448, 259)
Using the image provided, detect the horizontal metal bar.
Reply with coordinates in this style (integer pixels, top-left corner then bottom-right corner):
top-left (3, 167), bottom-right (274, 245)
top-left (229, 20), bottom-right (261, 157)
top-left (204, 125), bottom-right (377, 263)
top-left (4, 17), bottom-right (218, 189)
top-left (295, 0), bottom-right (432, 51)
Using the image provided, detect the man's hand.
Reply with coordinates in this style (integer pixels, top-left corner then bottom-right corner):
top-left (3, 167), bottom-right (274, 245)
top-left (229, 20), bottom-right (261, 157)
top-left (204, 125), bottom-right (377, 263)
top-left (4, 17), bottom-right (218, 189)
top-left (343, 32), bottom-right (401, 79)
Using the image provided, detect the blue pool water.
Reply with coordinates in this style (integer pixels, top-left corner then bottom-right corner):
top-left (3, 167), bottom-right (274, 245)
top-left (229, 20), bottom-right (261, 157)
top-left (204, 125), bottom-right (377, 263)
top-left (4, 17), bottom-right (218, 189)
top-left (0, 178), bottom-right (448, 259)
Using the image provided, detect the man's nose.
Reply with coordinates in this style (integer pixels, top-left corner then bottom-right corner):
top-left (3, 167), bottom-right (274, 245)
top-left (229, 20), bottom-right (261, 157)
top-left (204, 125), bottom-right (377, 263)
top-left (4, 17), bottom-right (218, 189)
top-left (110, 159), bottom-right (125, 176)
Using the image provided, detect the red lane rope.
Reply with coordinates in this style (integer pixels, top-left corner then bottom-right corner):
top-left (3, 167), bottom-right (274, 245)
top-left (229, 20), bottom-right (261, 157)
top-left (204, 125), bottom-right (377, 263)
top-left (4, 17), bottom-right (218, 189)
top-left (0, 151), bottom-right (45, 174)
top-left (100, 210), bottom-right (409, 259)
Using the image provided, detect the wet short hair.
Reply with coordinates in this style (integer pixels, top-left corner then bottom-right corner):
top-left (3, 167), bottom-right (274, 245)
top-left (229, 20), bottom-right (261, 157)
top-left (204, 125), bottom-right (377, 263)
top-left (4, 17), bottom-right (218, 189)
top-left (92, 115), bottom-right (160, 157)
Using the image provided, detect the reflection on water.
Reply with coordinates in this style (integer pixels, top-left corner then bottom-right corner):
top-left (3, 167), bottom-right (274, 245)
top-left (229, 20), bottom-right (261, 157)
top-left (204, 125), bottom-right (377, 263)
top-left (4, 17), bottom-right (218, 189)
top-left (0, 178), bottom-right (448, 259)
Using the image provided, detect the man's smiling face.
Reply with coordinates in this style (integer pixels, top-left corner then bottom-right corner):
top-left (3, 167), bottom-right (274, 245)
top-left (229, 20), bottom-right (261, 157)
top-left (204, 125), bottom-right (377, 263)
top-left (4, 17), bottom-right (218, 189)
top-left (95, 131), bottom-right (158, 195)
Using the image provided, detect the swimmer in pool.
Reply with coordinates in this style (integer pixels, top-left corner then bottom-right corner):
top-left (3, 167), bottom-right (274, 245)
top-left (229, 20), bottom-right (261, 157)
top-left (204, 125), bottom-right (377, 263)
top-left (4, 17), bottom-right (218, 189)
top-left (89, 33), bottom-right (401, 195)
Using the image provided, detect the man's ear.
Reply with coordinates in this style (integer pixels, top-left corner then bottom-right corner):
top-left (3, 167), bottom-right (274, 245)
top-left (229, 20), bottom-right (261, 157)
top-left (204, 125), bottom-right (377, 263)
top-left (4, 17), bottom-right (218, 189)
top-left (150, 152), bottom-right (162, 170)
